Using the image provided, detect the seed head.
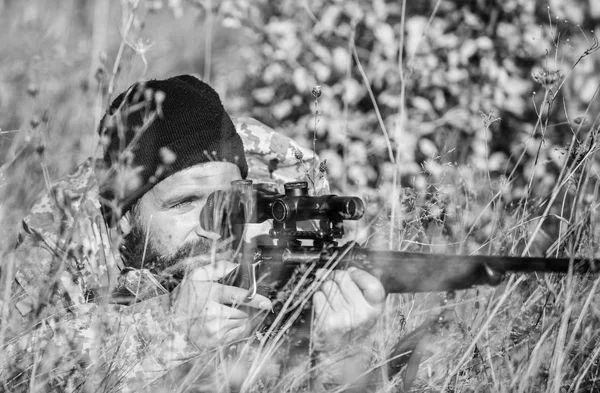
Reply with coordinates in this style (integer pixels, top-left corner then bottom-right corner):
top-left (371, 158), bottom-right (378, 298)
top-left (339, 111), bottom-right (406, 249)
top-left (293, 148), bottom-right (304, 160)
top-left (318, 159), bottom-right (327, 173)
top-left (531, 68), bottom-right (562, 87)
top-left (312, 85), bottom-right (322, 99)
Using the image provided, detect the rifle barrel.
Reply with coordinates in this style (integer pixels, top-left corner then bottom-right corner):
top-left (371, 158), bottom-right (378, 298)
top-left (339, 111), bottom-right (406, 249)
top-left (350, 249), bottom-right (600, 293)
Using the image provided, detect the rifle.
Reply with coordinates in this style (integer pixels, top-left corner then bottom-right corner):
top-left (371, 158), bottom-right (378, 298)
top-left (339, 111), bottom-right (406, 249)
top-left (203, 180), bottom-right (600, 300)
top-left (203, 180), bottom-right (600, 388)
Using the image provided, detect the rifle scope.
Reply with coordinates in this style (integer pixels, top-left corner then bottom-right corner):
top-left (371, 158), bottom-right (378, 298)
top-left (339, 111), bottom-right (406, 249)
top-left (199, 181), bottom-right (365, 233)
top-left (270, 182), bottom-right (364, 222)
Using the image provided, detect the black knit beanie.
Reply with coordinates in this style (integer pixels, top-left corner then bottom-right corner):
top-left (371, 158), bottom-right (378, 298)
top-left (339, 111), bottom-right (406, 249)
top-left (97, 75), bottom-right (247, 223)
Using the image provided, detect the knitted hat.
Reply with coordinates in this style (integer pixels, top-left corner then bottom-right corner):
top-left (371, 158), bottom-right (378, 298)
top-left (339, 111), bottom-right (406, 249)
top-left (97, 75), bottom-right (247, 223)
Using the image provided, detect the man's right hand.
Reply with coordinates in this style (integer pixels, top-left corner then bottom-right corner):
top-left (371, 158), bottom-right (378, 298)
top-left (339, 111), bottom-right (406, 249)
top-left (170, 260), bottom-right (272, 349)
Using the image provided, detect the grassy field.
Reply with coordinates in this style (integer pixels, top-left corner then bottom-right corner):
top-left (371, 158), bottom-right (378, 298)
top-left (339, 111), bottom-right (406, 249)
top-left (1, 0), bottom-right (600, 391)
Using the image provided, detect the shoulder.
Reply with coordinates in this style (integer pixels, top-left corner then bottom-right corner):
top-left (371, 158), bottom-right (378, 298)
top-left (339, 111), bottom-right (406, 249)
top-left (21, 158), bottom-right (102, 245)
top-left (233, 117), bottom-right (329, 195)
top-left (14, 158), bottom-right (119, 314)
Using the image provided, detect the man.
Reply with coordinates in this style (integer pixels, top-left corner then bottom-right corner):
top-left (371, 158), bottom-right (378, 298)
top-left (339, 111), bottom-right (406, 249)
top-left (9, 75), bottom-right (386, 391)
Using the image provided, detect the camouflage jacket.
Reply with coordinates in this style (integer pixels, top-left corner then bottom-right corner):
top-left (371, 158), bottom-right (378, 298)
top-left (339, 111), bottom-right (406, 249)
top-left (6, 118), bottom-right (330, 392)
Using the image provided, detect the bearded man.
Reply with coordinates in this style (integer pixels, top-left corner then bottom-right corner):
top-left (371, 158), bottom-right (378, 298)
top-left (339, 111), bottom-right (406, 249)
top-left (8, 75), bottom-right (386, 391)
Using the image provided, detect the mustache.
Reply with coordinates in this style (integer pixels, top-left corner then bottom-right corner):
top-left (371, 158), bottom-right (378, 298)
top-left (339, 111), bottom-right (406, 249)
top-left (157, 237), bottom-right (236, 276)
top-left (122, 223), bottom-right (237, 290)
top-left (122, 227), bottom-right (218, 268)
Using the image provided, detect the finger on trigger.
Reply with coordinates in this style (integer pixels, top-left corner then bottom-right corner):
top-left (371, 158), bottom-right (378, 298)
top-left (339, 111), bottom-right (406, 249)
top-left (202, 317), bottom-right (246, 337)
top-left (215, 285), bottom-right (272, 311)
top-left (349, 268), bottom-right (387, 305)
top-left (202, 303), bottom-right (249, 320)
top-left (191, 260), bottom-right (237, 281)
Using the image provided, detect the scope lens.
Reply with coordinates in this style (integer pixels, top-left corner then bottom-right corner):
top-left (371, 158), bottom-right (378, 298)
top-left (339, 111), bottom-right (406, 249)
top-left (346, 200), bottom-right (357, 217)
top-left (271, 200), bottom-right (287, 222)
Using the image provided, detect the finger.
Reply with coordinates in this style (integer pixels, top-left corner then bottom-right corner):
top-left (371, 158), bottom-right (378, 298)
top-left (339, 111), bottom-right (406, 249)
top-left (173, 303), bottom-right (248, 329)
top-left (190, 319), bottom-right (248, 349)
top-left (203, 317), bottom-right (247, 337)
top-left (315, 268), bottom-right (333, 282)
top-left (319, 280), bottom-right (346, 312)
top-left (177, 281), bottom-right (254, 315)
top-left (211, 285), bottom-right (272, 311)
top-left (348, 268), bottom-right (387, 306)
top-left (312, 290), bottom-right (331, 321)
top-left (190, 260), bottom-right (237, 281)
top-left (222, 324), bottom-right (250, 345)
top-left (245, 307), bottom-right (271, 328)
top-left (329, 270), bottom-right (365, 305)
top-left (201, 302), bottom-right (249, 320)
top-left (177, 250), bottom-right (234, 269)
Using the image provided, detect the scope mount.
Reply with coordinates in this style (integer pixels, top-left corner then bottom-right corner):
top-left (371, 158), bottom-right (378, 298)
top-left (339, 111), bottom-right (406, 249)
top-left (220, 180), bottom-right (365, 301)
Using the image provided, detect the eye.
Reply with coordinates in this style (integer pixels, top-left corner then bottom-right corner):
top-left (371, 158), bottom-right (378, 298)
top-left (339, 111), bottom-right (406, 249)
top-left (168, 195), bottom-right (207, 211)
top-left (172, 200), bottom-right (193, 210)
top-left (168, 197), bottom-right (198, 211)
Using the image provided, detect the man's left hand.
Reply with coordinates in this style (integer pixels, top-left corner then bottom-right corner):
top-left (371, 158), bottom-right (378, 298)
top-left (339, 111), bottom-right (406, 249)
top-left (312, 267), bottom-right (386, 349)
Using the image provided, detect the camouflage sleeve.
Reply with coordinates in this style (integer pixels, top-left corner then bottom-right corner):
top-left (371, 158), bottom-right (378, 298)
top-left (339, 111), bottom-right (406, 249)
top-left (13, 159), bottom-right (123, 316)
top-left (74, 297), bottom-right (205, 391)
top-left (8, 159), bottom-right (205, 390)
top-left (4, 293), bottom-right (207, 391)
top-left (234, 117), bottom-right (330, 195)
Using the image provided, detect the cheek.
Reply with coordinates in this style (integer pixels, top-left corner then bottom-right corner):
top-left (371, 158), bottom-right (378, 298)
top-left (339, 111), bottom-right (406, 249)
top-left (148, 211), bottom-right (200, 252)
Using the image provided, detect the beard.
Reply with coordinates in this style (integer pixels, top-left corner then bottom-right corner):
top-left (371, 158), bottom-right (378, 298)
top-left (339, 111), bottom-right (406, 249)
top-left (121, 224), bottom-right (215, 291)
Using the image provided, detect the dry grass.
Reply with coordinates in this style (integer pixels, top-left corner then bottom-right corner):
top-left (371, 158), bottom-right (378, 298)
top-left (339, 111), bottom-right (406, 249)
top-left (1, 1), bottom-right (600, 392)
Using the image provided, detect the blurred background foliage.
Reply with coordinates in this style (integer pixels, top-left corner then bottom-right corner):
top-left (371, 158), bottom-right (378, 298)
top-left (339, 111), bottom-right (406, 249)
top-left (2, 1), bottom-right (600, 390)
top-left (1, 0), bottom-right (600, 254)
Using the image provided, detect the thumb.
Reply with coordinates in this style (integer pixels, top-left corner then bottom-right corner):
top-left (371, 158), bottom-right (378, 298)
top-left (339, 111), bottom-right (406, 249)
top-left (190, 260), bottom-right (237, 281)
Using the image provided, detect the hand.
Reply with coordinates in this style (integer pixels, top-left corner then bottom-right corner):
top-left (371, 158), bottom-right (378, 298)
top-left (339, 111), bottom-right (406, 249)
top-left (171, 260), bottom-right (272, 349)
top-left (312, 267), bottom-right (386, 350)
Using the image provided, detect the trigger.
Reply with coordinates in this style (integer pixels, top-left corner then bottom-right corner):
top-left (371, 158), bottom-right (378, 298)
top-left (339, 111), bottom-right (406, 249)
top-left (245, 261), bottom-right (261, 301)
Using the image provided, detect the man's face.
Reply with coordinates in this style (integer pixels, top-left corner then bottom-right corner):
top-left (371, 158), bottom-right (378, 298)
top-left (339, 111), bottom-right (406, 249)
top-left (123, 161), bottom-right (242, 281)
